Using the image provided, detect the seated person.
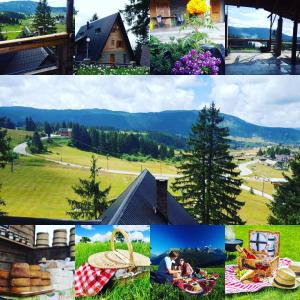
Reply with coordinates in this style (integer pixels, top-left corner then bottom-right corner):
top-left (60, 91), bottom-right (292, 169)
top-left (179, 258), bottom-right (194, 277)
top-left (156, 250), bottom-right (181, 283)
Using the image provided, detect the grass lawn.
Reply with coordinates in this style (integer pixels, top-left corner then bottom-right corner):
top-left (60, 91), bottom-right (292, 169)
top-left (151, 267), bottom-right (224, 300)
top-left (5, 128), bottom-right (32, 148)
top-left (75, 65), bottom-right (150, 75)
top-left (39, 139), bottom-right (178, 175)
top-left (76, 241), bottom-right (150, 300)
top-left (0, 156), bottom-right (135, 219)
top-left (225, 225), bottom-right (300, 300)
top-left (244, 180), bottom-right (275, 196)
top-left (249, 163), bottom-right (290, 179)
top-left (237, 190), bottom-right (270, 224)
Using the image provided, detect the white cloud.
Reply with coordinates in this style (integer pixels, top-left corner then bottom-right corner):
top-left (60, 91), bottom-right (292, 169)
top-left (81, 225), bottom-right (94, 230)
top-left (75, 234), bottom-right (83, 244)
top-left (113, 225), bottom-right (150, 232)
top-left (90, 231), bottom-right (112, 243)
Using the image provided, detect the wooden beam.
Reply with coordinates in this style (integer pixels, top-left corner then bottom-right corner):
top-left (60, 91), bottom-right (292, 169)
top-left (275, 16), bottom-right (283, 57)
top-left (291, 20), bottom-right (298, 65)
top-left (225, 12), bottom-right (229, 56)
top-left (0, 33), bottom-right (69, 55)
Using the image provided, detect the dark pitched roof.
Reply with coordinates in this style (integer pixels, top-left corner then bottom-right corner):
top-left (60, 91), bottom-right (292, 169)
top-left (0, 47), bottom-right (55, 75)
top-left (75, 12), bottom-right (134, 61)
top-left (99, 170), bottom-right (198, 225)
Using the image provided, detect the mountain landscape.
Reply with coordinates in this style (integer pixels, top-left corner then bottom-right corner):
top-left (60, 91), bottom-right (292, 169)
top-left (229, 26), bottom-right (300, 42)
top-left (0, 1), bottom-right (66, 15)
top-left (151, 247), bottom-right (225, 267)
top-left (1, 106), bottom-right (300, 145)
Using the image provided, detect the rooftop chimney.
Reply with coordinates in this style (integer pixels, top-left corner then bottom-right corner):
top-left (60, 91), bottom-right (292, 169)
top-left (156, 178), bottom-right (168, 221)
top-left (87, 21), bottom-right (90, 30)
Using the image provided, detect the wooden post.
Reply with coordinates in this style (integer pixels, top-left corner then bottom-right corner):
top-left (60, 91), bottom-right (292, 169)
top-left (291, 20), bottom-right (298, 65)
top-left (269, 14), bottom-right (273, 52)
top-left (225, 12), bottom-right (228, 56)
top-left (275, 16), bottom-right (283, 57)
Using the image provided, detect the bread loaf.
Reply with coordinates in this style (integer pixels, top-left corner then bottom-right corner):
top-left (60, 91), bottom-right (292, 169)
top-left (30, 286), bottom-right (42, 292)
top-left (0, 286), bottom-right (9, 292)
top-left (41, 279), bottom-right (51, 286)
top-left (30, 278), bottom-right (42, 286)
top-left (30, 270), bottom-right (42, 278)
top-left (41, 272), bottom-right (50, 280)
top-left (0, 269), bottom-right (10, 280)
top-left (11, 278), bottom-right (30, 287)
top-left (11, 286), bottom-right (31, 293)
top-left (29, 265), bottom-right (40, 272)
top-left (0, 279), bottom-right (9, 287)
top-left (11, 263), bottom-right (30, 278)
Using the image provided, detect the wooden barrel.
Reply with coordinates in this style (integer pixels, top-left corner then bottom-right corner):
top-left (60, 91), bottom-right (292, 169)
top-left (52, 229), bottom-right (67, 247)
top-left (36, 232), bottom-right (49, 248)
top-left (70, 244), bottom-right (75, 259)
top-left (69, 227), bottom-right (75, 246)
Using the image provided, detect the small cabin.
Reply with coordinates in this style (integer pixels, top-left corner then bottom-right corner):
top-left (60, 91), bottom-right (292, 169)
top-left (58, 128), bottom-right (72, 138)
top-left (150, 0), bottom-right (225, 27)
top-left (75, 12), bottom-right (134, 65)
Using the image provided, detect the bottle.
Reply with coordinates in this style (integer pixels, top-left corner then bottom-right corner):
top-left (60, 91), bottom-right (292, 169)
top-left (236, 245), bottom-right (256, 259)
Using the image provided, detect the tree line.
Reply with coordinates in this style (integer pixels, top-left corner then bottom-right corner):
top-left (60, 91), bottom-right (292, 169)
top-left (257, 145), bottom-right (291, 158)
top-left (71, 124), bottom-right (175, 160)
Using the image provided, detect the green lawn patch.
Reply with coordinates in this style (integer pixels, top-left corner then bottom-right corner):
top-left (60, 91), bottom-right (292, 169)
top-left (225, 225), bottom-right (300, 300)
top-left (249, 163), bottom-right (291, 178)
top-left (244, 180), bottom-right (275, 196)
top-left (5, 128), bottom-right (32, 148)
top-left (76, 241), bottom-right (150, 300)
top-left (151, 267), bottom-right (224, 300)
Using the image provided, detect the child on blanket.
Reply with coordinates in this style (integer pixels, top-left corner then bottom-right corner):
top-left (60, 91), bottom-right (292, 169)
top-left (157, 250), bottom-right (182, 283)
top-left (178, 259), bottom-right (194, 277)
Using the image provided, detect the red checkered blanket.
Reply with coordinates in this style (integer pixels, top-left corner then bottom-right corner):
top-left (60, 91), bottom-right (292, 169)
top-left (75, 263), bottom-right (117, 297)
top-left (225, 258), bottom-right (292, 294)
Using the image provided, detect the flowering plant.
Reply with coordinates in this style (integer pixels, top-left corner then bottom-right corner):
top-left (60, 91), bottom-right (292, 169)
top-left (172, 49), bottom-right (221, 75)
top-left (187, 0), bottom-right (210, 15)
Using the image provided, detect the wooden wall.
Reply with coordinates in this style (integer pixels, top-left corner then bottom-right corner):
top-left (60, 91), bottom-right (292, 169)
top-left (9, 225), bottom-right (35, 245)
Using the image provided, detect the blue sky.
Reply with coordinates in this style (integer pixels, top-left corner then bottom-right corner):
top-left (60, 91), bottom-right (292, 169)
top-left (75, 225), bottom-right (150, 244)
top-left (1, 75), bottom-right (300, 128)
top-left (151, 225), bottom-right (224, 255)
top-left (227, 6), bottom-right (300, 37)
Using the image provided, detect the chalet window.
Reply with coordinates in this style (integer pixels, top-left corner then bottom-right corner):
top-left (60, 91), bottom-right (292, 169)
top-left (111, 39), bottom-right (115, 46)
top-left (117, 41), bottom-right (124, 48)
top-left (95, 28), bottom-right (101, 34)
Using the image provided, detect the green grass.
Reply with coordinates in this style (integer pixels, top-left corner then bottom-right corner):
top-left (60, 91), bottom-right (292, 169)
top-left (244, 180), bottom-right (275, 196)
top-left (151, 267), bottom-right (224, 300)
top-left (76, 241), bottom-right (150, 300)
top-left (249, 163), bottom-right (290, 179)
top-left (75, 65), bottom-right (150, 75)
top-left (39, 138), bottom-right (178, 175)
top-left (1, 17), bottom-right (66, 40)
top-left (237, 190), bottom-right (270, 224)
top-left (0, 156), bottom-right (135, 219)
top-left (225, 225), bottom-right (300, 300)
top-left (5, 128), bottom-right (32, 148)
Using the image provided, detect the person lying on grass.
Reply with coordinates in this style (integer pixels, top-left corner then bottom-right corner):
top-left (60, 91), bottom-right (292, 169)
top-left (178, 258), bottom-right (194, 277)
top-left (157, 250), bottom-right (182, 283)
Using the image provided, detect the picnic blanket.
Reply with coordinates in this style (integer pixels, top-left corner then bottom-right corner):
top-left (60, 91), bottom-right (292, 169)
top-left (225, 258), bottom-right (292, 294)
top-left (75, 263), bottom-right (116, 297)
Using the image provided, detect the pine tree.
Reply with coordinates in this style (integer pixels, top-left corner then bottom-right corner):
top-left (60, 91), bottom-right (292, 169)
top-left (28, 132), bottom-right (45, 153)
top-left (25, 117), bottom-right (36, 131)
top-left (172, 103), bottom-right (245, 224)
top-left (268, 152), bottom-right (300, 224)
top-left (44, 122), bottom-right (52, 139)
top-left (0, 24), bottom-right (6, 41)
top-left (120, 0), bottom-right (149, 62)
top-left (32, 0), bottom-right (57, 35)
top-left (0, 184), bottom-right (7, 217)
top-left (67, 156), bottom-right (111, 220)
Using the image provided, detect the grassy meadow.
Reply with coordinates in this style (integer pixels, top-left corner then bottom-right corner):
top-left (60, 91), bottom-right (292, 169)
top-left (0, 17), bottom-right (66, 40)
top-left (39, 138), bottom-right (178, 175)
top-left (76, 241), bottom-right (150, 300)
top-left (243, 180), bottom-right (275, 196)
top-left (225, 225), bottom-right (300, 300)
top-left (151, 267), bottom-right (224, 300)
top-left (249, 163), bottom-right (290, 178)
top-left (0, 156), bottom-right (135, 218)
top-left (5, 128), bottom-right (32, 148)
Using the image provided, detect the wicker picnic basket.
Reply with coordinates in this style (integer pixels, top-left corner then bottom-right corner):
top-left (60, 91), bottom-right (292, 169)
top-left (88, 228), bottom-right (150, 282)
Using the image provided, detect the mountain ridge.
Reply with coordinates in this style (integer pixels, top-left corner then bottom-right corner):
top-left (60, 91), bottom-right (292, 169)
top-left (1, 106), bottom-right (300, 145)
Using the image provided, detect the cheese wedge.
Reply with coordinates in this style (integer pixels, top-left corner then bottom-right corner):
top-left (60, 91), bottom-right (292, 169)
top-left (240, 270), bottom-right (256, 282)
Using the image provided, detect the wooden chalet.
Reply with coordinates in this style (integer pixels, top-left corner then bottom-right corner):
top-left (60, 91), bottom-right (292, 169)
top-left (99, 170), bottom-right (198, 225)
top-left (150, 0), bottom-right (225, 27)
top-left (75, 12), bottom-right (134, 65)
top-left (225, 0), bottom-right (300, 65)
